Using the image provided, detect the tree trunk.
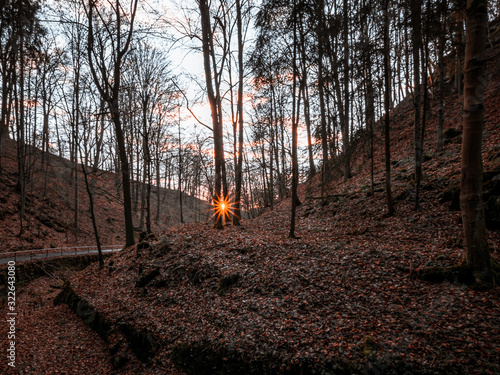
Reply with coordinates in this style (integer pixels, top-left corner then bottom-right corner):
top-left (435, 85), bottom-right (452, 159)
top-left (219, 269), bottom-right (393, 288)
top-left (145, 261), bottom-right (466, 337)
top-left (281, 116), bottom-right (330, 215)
top-left (437, 0), bottom-right (447, 152)
top-left (81, 164), bottom-right (104, 268)
top-left (412, 0), bottom-right (423, 211)
top-left (178, 109), bottom-right (184, 224)
top-left (290, 1), bottom-right (299, 239)
top-left (315, 0), bottom-right (329, 173)
top-left (460, 0), bottom-right (491, 283)
top-left (112, 103), bottom-right (135, 246)
top-left (383, 0), bottom-right (394, 216)
top-left (299, 16), bottom-right (316, 178)
top-left (233, 0), bottom-right (244, 226)
top-left (342, 0), bottom-right (351, 181)
top-left (199, 0), bottom-right (224, 229)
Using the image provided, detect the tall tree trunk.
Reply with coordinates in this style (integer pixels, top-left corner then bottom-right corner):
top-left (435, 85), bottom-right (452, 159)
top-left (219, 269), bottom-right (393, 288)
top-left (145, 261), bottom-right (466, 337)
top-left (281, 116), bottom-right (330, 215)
top-left (178, 108), bottom-right (184, 224)
top-left (112, 103), bottom-right (135, 246)
top-left (233, 0), bottom-right (244, 226)
top-left (342, 0), bottom-right (351, 181)
top-left (298, 16), bottom-right (316, 177)
top-left (199, 0), bottom-right (224, 228)
top-left (365, 51), bottom-right (375, 197)
top-left (362, 0), bottom-right (375, 196)
top-left (144, 106), bottom-right (152, 234)
top-left (16, 44), bottom-right (27, 236)
top-left (383, 0), bottom-right (394, 216)
top-left (290, 1), bottom-right (299, 239)
top-left (412, 0), bottom-right (423, 211)
top-left (315, 0), bottom-right (329, 175)
top-left (455, 19), bottom-right (464, 94)
top-left (73, 63), bottom-right (80, 232)
top-left (460, 0), bottom-right (491, 283)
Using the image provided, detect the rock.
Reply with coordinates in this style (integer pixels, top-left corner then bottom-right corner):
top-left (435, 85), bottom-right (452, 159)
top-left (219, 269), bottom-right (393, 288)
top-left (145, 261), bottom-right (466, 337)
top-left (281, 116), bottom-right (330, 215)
top-left (139, 232), bottom-right (157, 242)
top-left (485, 195), bottom-right (500, 230)
top-left (218, 273), bottom-right (240, 294)
top-left (440, 183), bottom-right (460, 211)
top-left (137, 241), bottom-right (150, 250)
top-left (443, 128), bottom-right (462, 140)
top-left (112, 351), bottom-right (129, 369)
top-left (135, 267), bottom-right (160, 288)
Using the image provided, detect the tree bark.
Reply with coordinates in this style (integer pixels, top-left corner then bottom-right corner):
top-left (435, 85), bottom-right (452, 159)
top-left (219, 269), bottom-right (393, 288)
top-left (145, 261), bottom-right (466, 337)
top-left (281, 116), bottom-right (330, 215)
top-left (460, 0), bottom-right (491, 283)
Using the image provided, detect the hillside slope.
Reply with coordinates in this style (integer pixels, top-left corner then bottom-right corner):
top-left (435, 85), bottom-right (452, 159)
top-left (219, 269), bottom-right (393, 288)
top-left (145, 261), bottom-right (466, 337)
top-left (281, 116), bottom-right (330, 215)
top-left (0, 140), bottom-right (210, 252)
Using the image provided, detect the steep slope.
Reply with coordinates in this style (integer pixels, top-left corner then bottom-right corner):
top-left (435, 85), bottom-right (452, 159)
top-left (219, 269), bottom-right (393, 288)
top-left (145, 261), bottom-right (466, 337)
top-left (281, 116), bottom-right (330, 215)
top-left (0, 139), bottom-right (210, 252)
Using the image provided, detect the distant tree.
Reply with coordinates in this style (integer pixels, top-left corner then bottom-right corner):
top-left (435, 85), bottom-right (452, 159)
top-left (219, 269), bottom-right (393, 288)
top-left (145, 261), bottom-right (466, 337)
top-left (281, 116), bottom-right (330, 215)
top-left (130, 43), bottom-right (172, 233)
top-left (460, 0), bottom-right (491, 283)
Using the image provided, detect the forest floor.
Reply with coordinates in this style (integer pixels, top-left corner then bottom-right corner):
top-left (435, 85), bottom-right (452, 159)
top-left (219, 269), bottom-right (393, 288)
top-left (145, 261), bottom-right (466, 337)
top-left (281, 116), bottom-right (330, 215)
top-left (2, 15), bottom-right (500, 375)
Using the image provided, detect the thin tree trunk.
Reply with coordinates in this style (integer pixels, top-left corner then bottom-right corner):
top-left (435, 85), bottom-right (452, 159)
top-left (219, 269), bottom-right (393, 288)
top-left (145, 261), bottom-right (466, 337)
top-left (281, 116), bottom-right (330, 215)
top-left (81, 163), bottom-right (104, 268)
top-left (342, 0), bottom-right (351, 181)
top-left (437, 0), bottom-right (447, 152)
top-left (233, 0), bottom-right (244, 226)
top-left (412, 0), bottom-right (423, 210)
top-left (299, 17), bottom-right (315, 177)
top-left (178, 108), bottom-right (184, 224)
top-left (383, 0), bottom-right (394, 216)
top-left (290, 2), bottom-right (299, 239)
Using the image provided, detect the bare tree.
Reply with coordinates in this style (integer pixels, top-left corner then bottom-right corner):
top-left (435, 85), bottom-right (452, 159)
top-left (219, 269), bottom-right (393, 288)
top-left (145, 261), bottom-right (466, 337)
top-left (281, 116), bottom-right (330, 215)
top-left (198, 0), bottom-right (226, 229)
top-left (86, 0), bottom-right (138, 247)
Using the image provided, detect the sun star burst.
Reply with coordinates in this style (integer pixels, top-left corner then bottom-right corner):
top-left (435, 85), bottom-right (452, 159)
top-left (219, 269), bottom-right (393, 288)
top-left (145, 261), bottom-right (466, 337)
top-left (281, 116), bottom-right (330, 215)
top-left (210, 194), bottom-right (239, 224)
